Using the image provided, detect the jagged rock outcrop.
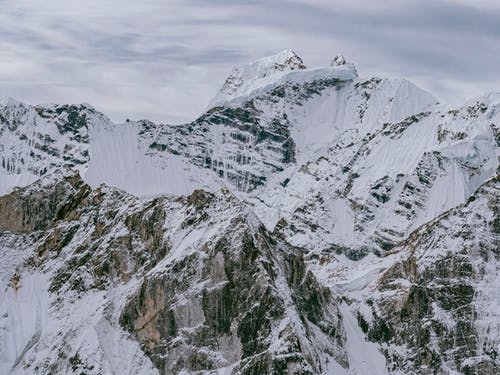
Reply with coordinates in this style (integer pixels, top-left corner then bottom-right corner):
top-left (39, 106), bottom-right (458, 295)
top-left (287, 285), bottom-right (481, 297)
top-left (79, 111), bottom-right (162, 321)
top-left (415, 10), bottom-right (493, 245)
top-left (0, 172), bottom-right (349, 374)
top-left (340, 176), bottom-right (499, 374)
top-left (330, 54), bottom-right (346, 67)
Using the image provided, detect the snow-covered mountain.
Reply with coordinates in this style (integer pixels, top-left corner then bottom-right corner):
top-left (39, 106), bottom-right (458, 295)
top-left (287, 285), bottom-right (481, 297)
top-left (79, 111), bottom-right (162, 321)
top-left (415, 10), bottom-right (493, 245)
top-left (0, 50), bottom-right (498, 374)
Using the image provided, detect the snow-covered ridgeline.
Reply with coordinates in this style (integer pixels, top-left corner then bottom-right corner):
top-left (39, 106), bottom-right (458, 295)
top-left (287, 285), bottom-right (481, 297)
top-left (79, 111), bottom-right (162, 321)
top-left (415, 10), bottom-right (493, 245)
top-left (1, 50), bottom-right (498, 255)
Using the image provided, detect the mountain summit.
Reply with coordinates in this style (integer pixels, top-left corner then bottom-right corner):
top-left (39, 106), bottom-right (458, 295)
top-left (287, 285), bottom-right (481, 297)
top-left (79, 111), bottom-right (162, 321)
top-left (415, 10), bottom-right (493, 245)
top-left (209, 49), bottom-right (358, 107)
top-left (209, 49), bottom-right (306, 106)
top-left (330, 54), bottom-right (346, 66)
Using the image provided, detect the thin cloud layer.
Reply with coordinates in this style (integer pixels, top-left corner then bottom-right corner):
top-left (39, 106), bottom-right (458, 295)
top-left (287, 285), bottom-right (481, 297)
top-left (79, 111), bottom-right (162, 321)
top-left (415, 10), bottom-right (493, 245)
top-left (0, 0), bottom-right (499, 123)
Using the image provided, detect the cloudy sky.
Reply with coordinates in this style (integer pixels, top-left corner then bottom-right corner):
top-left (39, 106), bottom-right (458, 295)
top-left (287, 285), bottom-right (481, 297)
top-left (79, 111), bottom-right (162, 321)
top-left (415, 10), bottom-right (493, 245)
top-left (1, 0), bottom-right (499, 123)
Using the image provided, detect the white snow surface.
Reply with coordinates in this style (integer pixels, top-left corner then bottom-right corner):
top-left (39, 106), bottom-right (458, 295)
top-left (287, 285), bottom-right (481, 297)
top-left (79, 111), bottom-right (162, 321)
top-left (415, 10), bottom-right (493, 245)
top-left (85, 120), bottom-right (220, 197)
top-left (339, 302), bottom-right (388, 375)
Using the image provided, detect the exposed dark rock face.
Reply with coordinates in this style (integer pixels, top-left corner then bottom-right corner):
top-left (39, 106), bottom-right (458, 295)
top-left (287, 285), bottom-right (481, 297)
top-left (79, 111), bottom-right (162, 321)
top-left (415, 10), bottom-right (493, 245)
top-left (138, 77), bottom-right (353, 193)
top-left (0, 172), bottom-right (83, 233)
top-left (0, 102), bottom-right (103, 187)
top-left (140, 102), bottom-right (296, 192)
top-left (117, 197), bottom-right (346, 374)
top-left (358, 177), bottom-right (500, 374)
top-left (0, 172), bottom-right (347, 374)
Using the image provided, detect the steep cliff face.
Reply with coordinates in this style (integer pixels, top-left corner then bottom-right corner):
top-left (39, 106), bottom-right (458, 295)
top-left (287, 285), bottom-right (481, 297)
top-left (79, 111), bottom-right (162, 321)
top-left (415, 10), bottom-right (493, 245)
top-left (0, 51), bottom-right (499, 374)
top-left (374, 178), bottom-right (500, 374)
top-left (346, 176), bottom-right (499, 374)
top-left (0, 100), bottom-right (104, 194)
top-left (0, 172), bottom-right (351, 374)
top-left (139, 103), bottom-right (297, 192)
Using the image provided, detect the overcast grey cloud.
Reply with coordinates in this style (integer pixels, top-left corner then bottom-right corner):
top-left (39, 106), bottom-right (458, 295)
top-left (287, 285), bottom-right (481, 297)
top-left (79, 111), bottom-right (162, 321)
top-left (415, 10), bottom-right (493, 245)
top-left (0, 0), bottom-right (499, 123)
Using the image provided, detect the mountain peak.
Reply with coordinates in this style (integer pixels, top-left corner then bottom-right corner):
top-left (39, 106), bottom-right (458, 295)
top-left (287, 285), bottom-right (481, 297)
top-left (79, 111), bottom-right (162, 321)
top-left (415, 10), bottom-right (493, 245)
top-left (331, 54), bottom-right (347, 66)
top-left (258, 49), bottom-right (307, 72)
top-left (0, 97), bottom-right (26, 108)
top-left (207, 50), bottom-right (307, 108)
top-left (209, 50), bottom-right (360, 108)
